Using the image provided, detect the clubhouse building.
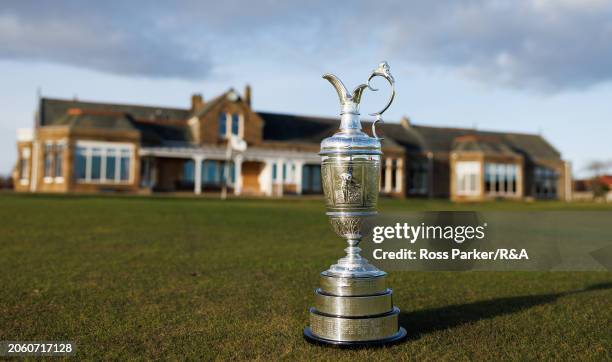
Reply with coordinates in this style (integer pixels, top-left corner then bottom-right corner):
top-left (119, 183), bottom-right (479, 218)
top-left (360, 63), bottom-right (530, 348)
top-left (13, 87), bottom-right (571, 201)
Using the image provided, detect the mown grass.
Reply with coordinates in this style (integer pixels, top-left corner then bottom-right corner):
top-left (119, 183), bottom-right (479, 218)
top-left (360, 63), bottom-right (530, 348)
top-left (0, 193), bottom-right (610, 360)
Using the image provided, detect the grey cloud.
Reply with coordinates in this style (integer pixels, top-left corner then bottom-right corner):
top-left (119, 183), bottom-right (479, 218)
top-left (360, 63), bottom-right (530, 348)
top-left (0, 2), bottom-right (212, 79)
top-left (1, 1), bottom-right (611, 91)
top-left (370, 0), bottom-right (612, 91)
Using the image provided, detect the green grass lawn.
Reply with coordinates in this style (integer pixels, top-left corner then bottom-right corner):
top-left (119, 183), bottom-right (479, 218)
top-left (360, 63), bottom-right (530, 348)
top-left (0, 193), bottom-right (610, 360)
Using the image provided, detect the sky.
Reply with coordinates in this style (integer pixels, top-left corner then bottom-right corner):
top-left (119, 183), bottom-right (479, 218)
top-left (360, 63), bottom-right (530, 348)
top-left (0, 0), bottom-right (611, 177)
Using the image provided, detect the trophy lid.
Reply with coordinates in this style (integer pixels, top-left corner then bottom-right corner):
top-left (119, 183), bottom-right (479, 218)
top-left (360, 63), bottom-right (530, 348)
top-left (320, 62), bottom-right (395, 156)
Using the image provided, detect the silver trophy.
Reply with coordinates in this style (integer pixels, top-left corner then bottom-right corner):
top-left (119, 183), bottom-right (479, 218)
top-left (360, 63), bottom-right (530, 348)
top-left (304, 62), bottom-right (406, 346)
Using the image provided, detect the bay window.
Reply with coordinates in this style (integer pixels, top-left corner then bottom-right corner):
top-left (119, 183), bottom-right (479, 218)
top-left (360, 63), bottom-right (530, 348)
top-left (485, 163), bottom-right (518, 196)
top-left (54, 143), bottom-right (63, 179)
top-left (44, 143), bottom-right (53, 178)
top-left (91, 148), bottom-right (102, 180)
top-left (43, 141), bottom-right (65, 182)
top-left (455, 161), bottom-right (480, 196)
top-left (74, 141), bottom-right (133, 183)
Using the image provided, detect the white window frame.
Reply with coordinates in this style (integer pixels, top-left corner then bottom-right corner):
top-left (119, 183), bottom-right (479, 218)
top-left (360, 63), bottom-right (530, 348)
top-left (43, 141), bottom-right (54, 183)
top-left (485, 163), bottom-right (518, 196)
top-left (75, 141), bottom-right (134, 184)
top-left (455, 161), bottom-right (481, 196)
top-left (284, 162), bottom-right (297, 185)
top-left (54, 140), bottom-right (66, 184)
top-left (219, 112), bottom-right (244, 139)
top-left (19, 147), bottom-right (30, 185)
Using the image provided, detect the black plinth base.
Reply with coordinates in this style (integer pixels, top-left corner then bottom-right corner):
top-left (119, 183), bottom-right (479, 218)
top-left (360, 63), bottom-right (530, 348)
top-left (303, 327), bottom-right (407, 348)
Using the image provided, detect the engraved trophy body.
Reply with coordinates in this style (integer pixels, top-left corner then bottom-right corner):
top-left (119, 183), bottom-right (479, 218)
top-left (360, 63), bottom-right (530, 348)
top-left (304, 62), bottom-right (407, 346)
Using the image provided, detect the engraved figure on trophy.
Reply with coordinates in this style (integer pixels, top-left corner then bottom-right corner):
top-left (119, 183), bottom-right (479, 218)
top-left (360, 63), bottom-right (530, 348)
top-left (304, 62), bottom-right (407, 346)
top-left (336, 171), bottom-right (361, 205)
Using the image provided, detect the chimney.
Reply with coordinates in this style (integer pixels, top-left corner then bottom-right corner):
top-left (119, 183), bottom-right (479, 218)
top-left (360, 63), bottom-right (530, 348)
top-left (400, 115), bottom-right (411, 129)
top-left (191, 93), bottom-right (204, 112)
top-left (244, 84), bottom-right (251, 107)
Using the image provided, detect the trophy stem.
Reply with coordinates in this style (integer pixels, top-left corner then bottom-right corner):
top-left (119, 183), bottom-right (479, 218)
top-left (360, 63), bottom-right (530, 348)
top-left (326, 236), bottom-right (384, 277)
top-left (345, 238), bottom-right (363, 264)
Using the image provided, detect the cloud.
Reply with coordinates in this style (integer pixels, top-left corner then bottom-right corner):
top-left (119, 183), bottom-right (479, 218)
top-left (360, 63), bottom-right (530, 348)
top-left (0, 2), bottom-right (212, 79)
top-left (376, 0), bottom-right (612, 91)
top-left (1, 1), bottom-right (611, 91)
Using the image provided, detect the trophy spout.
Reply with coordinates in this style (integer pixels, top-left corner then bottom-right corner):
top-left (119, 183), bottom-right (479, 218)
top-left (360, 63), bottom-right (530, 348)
top-left (322, 74), bottom-right (370, 117)
top-left (322, 74), bottom-right (351, 107)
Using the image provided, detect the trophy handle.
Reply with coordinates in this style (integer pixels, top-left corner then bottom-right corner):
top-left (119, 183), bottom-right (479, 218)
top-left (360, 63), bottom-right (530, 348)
top-left (372, 115), bottom-right (384, 140)
top-left (367, 61), bottom-right (396, 117)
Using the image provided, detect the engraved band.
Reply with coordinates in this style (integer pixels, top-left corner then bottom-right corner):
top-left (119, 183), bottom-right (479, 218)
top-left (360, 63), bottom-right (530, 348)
top-left (314, 288), bottom-right (393, 317)
top-left (320, 273), bottom-right (387, 296)
top-left (309, 307), bottom-right (400, 342)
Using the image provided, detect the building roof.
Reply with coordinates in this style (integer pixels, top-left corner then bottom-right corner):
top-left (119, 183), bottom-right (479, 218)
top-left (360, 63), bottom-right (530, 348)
top-left (40, 98), bottom-right (192, 145)
top-left (258, 111), bottom-right (561, 160)
top-left (452, 134), bottom-right (520, 157)
top-left (259, 112), bottom-right (338, 144)
top-left (51, 109), bottom-right (137, 131)
top-left (40, 98), bottom-right (190, 126)
top-left (407, 125), bottom-right (560, 159)
top-left (37, 97), bottom-right (562, 161)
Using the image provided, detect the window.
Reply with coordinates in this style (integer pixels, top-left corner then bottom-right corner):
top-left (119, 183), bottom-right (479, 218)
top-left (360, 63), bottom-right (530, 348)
top-left (19, 158), bottom-right (28, 180)
top-left (485, 163), bottom-right (518, 196)
top-left (106, 149), bottom-right (117, 180)
top-left (74, 141), bottom-right (133, 183)
top-left (202, 160), bottom-right (234, 186)
top-left (380, 158), bottom-right (401, 192)
top-left (302, 164), bottom-right (322, 194)
top-left (54, 143), bottom-right (63, 179)
top-left (272, 162), bottom-right (295, 184)
top-left (311, 166), bottom-right (321, 192)
top-left (183, 160), bottom-right (194, 182)
top-left (44, 143), bottom-right (53, 178)
top-left (205, 160), bottom-right (217, 183)
top-left (19, 147), bottom-right (30, 182)
top-left (455, 161), bottom-right (480, 196)
top-left (218, 112), bottom-right (242, 138)
top-left (120, 149), bottom-right (130, 181)
top-left (535, 166), bottom-right (557, 199)
top-left (409, 160), bottom-right (428, 195)
top-left (231, 113), bottom-right (240, 136)
top-left (282, 163), bottom-right (296, 184)
top-left (75, 146), bottom-right (87, 180)
top-left (485, 164), bottom-right (492, 192)
top-left (218, 113), bottom-right (227, 137)
top-left (91, 148), bottom-right (102, 180)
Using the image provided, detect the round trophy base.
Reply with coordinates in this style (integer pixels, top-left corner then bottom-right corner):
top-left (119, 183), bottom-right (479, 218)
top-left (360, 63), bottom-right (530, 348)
top-left (303, 327), bottom-right (407, 348)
